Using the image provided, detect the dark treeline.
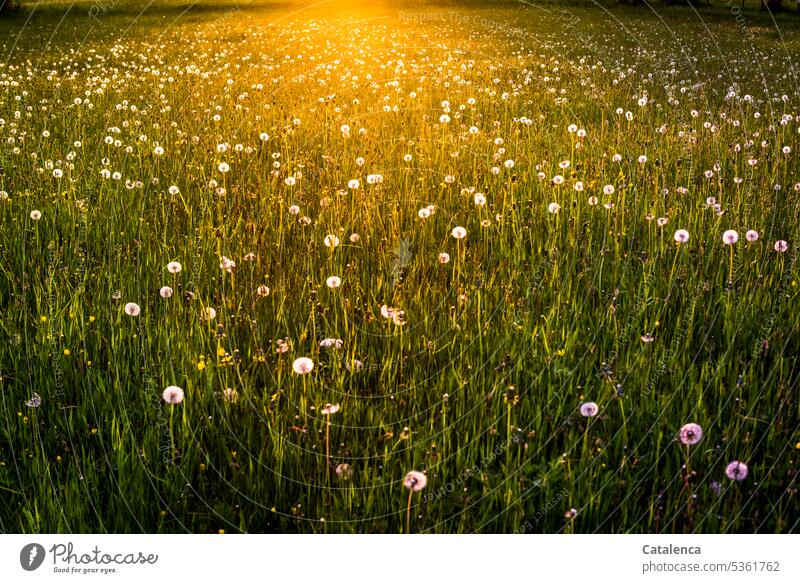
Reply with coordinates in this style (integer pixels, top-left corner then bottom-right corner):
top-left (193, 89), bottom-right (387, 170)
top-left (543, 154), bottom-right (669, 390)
top-left (1, 0), bottom-right (799, 16)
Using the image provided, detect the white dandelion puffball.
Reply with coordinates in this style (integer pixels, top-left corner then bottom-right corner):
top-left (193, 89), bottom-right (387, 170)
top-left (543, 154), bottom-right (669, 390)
top-left (159, 286), bottom-right (174, 298)
top-left (580, 402), bottom-right (599, 417)
top-left (292, 357), bottom-right (314, 375)
top-left (326, 276), bottom-right (342, 289)
top-left (288, 204), bottom-right (300, 215)
top-left (30, 210), bottom-right (42, 220)
top-left (124, 302), bottom-right (141, 317)
top-left (219, 256), bottom-right (236, 272)
top-left (324, 234), bottom-right (340, 248)
top-left (722, 230), bottom-right (739, 245)
top-left (162, 386), bottom-right (184, 405)
top-left (321, 403), bottom-right (340, 415)
top-left (319, 338), bottom-right (343, 349)
top-left (438, 252), bottom-right (450, 264)
top-left (451, 226), bottom-right (467, 240)
top-left (403, 470), bottom-right (427, 492)
top-left (548, 202), bottom-right (561, 214)
top-left (674, 229), bottom-right (690, 243)
top-left (418, 207), bottom-right (431, 219)
top-left (202, 307), bottom-right (217, 321)
top-left (166, 261), bottom-right (182, 274)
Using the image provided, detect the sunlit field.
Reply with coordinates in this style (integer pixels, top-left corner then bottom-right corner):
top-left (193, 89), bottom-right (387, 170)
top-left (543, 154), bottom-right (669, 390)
top-left (1, 0), bottom-right (800, 534)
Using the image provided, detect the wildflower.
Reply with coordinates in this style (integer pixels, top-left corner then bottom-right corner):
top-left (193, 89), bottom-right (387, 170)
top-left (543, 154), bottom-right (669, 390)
top-left (219, 256), bottom-right (236, 272)
top-left (580, 402), bottom-right (599, 417)
top-left (336, 463), bottom-right (354, 480)
top-left (30, 210), bottom-right (42, 220)
top-left (124, 303), bottom-right (141, 317)
top-left (774, 240), bottom-right (789, 253)
top-left (438, 252), bottom-right (450, 264)
top-left (603, 185), bottom-right (615, 195)
top-left (451, 226), bottom-right (467, 239)
top-left (403, 470), bottom-right (427, 492)
top-left (166, 261), bottom-right (182, 274)
top-left (288, 204), bottom-right (300, 215)
top-left (548, 202), bottom-right (561, 214)
top-left (674, 229), bottom-right (690, 243)
top-left (25, 392), bottom-right (42, 408)
top-left (222, 388), bottom-right (239, 403)
top-left (319, 338), bottom-right (343, 349)
top-left (292, 357), bottom-right (314, 374)
top-left (725, 461), bottom-right (748, 481)
top-left (256, 285), bottom-right (270, 296)
top-left (418, 208), bottom-right (431, 219)
top-left (722, 230), bottom-right (739, 245)
top-left (746, 230), bottom-right (759, 242)
top-left (162, 386), bottom-right (184, 405)
top-left (321, 403), bottom-right (340, 415)
top-left (474, 193), bottom-right (487, 206)
top-left (202, 307), bottom-right (217, 321)
top-left (326, 276), bottom-right (342, 289)
top-left (159, 286), bottom-right (174, 298)
top-left (324, 234), bottom-right (340, 248)
top-left (679, 423), bottom-right (703, 445)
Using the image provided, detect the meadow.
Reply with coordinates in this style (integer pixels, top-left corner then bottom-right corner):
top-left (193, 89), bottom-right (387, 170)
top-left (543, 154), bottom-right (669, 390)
top-left (1, 0), bottom-right (800, 533)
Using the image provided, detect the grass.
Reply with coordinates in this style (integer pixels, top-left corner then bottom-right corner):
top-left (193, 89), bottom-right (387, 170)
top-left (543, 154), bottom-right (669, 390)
top-left (0, 0), bottom-right (799, 533)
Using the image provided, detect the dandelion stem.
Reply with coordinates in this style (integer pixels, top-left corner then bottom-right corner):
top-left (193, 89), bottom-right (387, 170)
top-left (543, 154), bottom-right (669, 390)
top-left (406, 489), bottom-right (413, 534)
